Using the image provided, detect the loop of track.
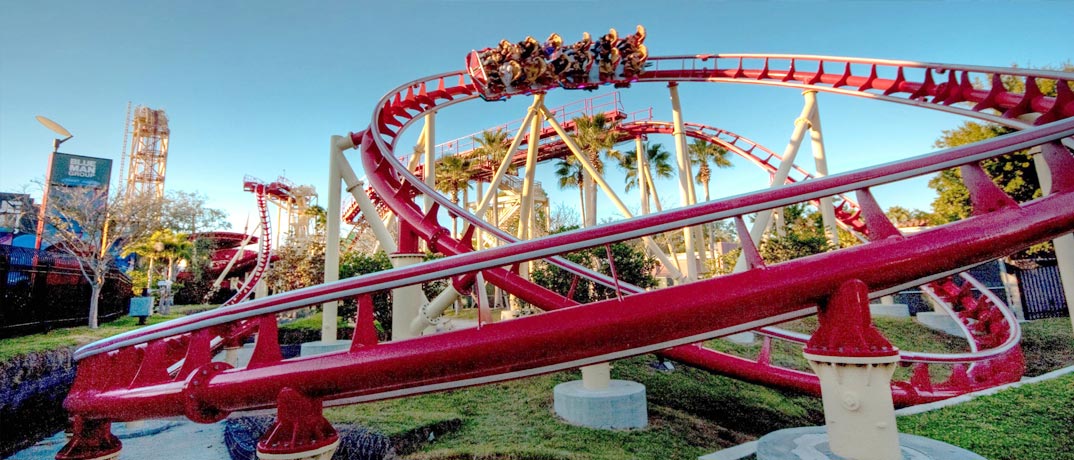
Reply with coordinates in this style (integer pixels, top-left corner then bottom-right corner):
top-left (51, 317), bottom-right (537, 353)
top-left (63, 56), bottom-right (1074, 423)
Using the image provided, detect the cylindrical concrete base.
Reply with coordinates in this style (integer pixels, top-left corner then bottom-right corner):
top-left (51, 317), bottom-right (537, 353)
top-left (257, 439), bottom-right (339, 460)
top-left (553, 379), bottom-right (647, 429)
top-left (299, 340), bottom-right (350, 357)
top-left (756, 426), bottom-right (985, 460)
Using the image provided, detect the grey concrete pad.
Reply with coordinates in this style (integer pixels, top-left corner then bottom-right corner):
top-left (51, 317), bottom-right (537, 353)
top-left (11, 418), bottom-right (229, 460)
top-left (915, 312), bottom-right (964, 336)
top-left (553, 379), bottom-right (647, 429)
top-left (870, 303), bottom-right (910, 317)
top-left (756, 426), bottom-right (985, 460)
top-left (299, 339), bottom-right (351, 357)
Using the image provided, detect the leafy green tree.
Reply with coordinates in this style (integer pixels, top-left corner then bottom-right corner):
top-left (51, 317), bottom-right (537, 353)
top-left (885, 206), bottom-right (939, 227)
top-left (619, 141), bottom-right (673, 216)
top-left (160, 190), bottom-right (230, 234)
top-left (265, 237), bottom-right (326, 294)
top-left (928, 63), bottom-right (1073, 225)
top-left (41, 187), bottom-right (161, 328)
top-left (304, 205), bottom-right (327, 235)
top-left (532, 226), bottom-right (658, 304)
top-left (339, 250), bottom-right (393, 339)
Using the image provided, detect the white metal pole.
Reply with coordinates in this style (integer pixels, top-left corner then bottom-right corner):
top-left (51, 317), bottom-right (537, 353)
top-left (805, 90), bottom-right (841, 247)
top-left (423, 112), bottom-right (436, 214)
top-left (472, 101), bottom-right (540, 223)
top-left (518, 94), bottom-right (545, 242)
top-left (669, 83), bottom-right (699, 281)
top-left (322, 135), bottom-right (346, 342)
top-left (335, 140), bottom-right (398, 253)
top-left (733, 96), bottom-right (816, 272)
top-left (1033, 150), bottom-right (1074, 331)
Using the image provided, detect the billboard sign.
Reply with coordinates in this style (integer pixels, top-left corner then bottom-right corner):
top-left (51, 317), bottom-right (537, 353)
top-left (36, 152), bottom-right (114, 250)
top-left (49, 153), bottom-right (112, 188)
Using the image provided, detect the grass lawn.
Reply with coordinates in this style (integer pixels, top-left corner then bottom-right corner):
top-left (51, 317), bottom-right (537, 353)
top-left (899, 373), bottom-right (1074, 460)
top-left (322, 315), bottom-right (1074, 460)
top-left (326, 354), bottom-right (822, 460)
top-left (0, 313), bottom-right (187, 362)
top-left (4, 302), bottom-right (1071, 460)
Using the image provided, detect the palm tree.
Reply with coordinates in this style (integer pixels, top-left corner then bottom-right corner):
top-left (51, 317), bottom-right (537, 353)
top-left (620, 141), bottom-right (673, 215)
top-left (125, 237), bottom-right (161, 292)
top-left (571, 113), bottom-right (620, 227)
top-left (435, 155), bottom-right (474, 236)
top-left (155, 229), bottom-right (193, 283)
top-left (554, 157), bottom-right (586, 225)
top-left (473, 128), bottom-right (514, 172)
top-left (303, 205), bottom-right (327, 235)
top-left (688, 139), bottom-right (732, 203)
top-left (688, 139), bottom-right (732, 261)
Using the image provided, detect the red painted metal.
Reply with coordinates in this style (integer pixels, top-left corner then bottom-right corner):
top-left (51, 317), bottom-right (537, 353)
top-left (223, 178), bottom-right (273, 306)
top-left (805, 279), bottom-right (898, 358)
top-left (257, 388), bottom-right (338, 456)
top-left (56, 55), bottom-right (1074, 460)
top-left (55, 416), bottom-right (121, 460)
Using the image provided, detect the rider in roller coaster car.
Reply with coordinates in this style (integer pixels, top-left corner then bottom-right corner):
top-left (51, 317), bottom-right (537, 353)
top-left (599, 48), bottom-right (620, 81)
top-left (543, 33), bottom-right (562, 59)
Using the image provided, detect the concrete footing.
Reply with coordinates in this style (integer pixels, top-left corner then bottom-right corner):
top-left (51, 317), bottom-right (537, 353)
top-left (725, 331), bottom-right (756, 344)
top-left (256, 439), bottom-right (339, 460)
top-left (299, 340), bottom-right (350, 357)
top-left (915, 312), bottom-right (964, 336)
top-left (869, 303), bottom-right (910, 317)
top-left (553, 380), bottom-right (647, 429)
top-left (756, 426), bottom-right (985, 460)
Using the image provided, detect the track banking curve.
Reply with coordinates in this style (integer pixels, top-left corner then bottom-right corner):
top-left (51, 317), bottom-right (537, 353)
top-left (59, 56), bottom-right (1074, 457)
top-left (357, 55), bottom-right (1072, 404)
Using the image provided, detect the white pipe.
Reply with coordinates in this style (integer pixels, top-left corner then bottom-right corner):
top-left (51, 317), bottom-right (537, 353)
top-left (323, 135), bottom-right (347, 342)
top-left (518, 95), bottom-right (545, 242)
top-left (1033, 150), bottom-right (1074, 331)
top-left (336, 141), bottom-right (398, 253)
top-left (410, 284), bottom-right (462, 335)
top-left (805, 90), bottom-right (841, 247)
top-left (518, 97), bottom-right (544, 280)
top-left (472, 101), bottom-right (540, 222)
top-left (540, 105), bottom-right (685, 281)
top-left (423, 112), bottom-right (436, 213)
top-left (734, 95), bottom-right (816, 272)
top-left (669, 84), bottom-right (699, 281)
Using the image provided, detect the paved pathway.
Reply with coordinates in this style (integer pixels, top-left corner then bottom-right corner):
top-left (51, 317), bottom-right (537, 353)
top-left (12, 419), bottom-right (230, 460)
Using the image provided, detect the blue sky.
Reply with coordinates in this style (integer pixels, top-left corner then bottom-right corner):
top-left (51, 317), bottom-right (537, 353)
top-left (2, 1), bottom-right (1071, 236)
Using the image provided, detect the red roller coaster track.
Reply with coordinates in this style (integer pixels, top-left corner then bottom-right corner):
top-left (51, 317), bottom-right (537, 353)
top-left (57, 55), bottom-right (1074, 460)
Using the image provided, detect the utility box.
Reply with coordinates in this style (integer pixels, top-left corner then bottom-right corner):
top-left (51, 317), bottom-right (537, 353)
top-left (129, 296), bottom-right (154, 324)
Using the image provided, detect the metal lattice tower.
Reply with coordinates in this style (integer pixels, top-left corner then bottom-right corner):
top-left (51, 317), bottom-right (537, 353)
top-left (125, 106), bottom-right (170, 200)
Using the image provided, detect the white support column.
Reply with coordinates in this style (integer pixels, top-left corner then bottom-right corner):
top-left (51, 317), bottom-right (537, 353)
top-left (336, 144), bottom-right (398, 253)
top-left (517, 98), bottom-right (544, 296)
top-left (803, 280), bottom-right (901, 460)
top-left (541, 105), bottom-right (684, 281)
top-left (635, 137), bottom-right (649, 216)
top-left (734, 95), bottom-right (816, 272)
top-left (518, 95), bottom-right (545, 243)
top-left (669, 83), bottom-right (699, 281)
top-left (804, 90), bottom-right (841, 247)
top-left (390, 253), bottom-right (426, 340)
top-left (1033, 150), bottom-right (1074, 330)
top-left (423, 112), bottom-right (436, 213)
top-left (323, 135), bottom-right (345, 343)
top-left (472, 101), bottom-right (540, 222)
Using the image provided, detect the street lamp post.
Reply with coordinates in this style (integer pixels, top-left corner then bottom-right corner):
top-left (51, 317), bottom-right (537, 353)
top-left (33, 115), bottom-right (74, 251)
